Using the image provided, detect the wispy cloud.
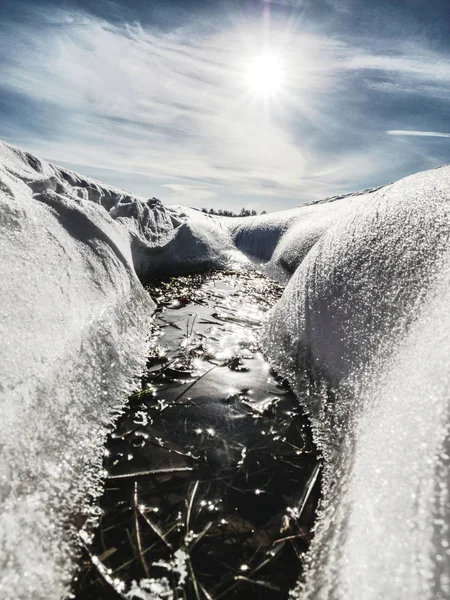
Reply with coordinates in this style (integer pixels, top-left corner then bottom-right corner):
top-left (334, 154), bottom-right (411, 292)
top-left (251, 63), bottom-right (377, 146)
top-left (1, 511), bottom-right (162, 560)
top-left (1, 5), bottom-right (450, 209)
top-left (162, 183), bottom-right (218, 205)
top-left (343, 49), bottom-right (450, 87)
top-left (387, 130), bottom-right (450, 139)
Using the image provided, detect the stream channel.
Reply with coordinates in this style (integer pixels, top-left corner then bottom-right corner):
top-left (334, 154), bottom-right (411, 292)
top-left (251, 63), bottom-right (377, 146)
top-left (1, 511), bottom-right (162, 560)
top-left (72, 269), bottom-right (321, 600)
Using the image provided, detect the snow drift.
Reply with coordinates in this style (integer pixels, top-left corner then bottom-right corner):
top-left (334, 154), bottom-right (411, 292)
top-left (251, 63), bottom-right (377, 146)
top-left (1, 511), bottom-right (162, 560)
top-left (0, 141), bottom-right (247, 600)
top-left (227, 185), bottom-right (384, 281)
top-left (241, 170), bottom-right (450, 599)
top-left (1, 137), bottom-right (450, 600)
top-left (0, 142), bottom-right (155, 599)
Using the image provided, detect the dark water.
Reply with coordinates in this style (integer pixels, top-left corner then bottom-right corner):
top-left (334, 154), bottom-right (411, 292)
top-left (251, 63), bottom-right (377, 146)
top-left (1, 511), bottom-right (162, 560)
top-left (72, 270), bottom-right (321, 600)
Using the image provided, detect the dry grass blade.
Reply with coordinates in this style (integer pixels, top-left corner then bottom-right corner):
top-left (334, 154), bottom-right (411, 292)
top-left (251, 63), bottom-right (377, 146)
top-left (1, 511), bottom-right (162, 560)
top-left (273, 532), bottom-right (309, 545)
top-left (97, 547), bottom-right (117, 562)
top-left (186, 480), bottom-right (199, 532)
top-left (171, 364), bottom-right (218, 403)
top-left (132, 482), bottom-right (150, 578)
top-left (80, 541), bottom-right (128, 600)
top-left (187, 553), bottom-right (202, 600)
top-left (198, 581), bottom-right (214, 600)
top-left (138, 506), bottom-right (174, 555)
top-left (294, 463), bottom-right (322, 522)
top-left (107, 466), bottom-right (193, 480)
top-left (235, 575), bottom-right (281, 592)
top-left (188, 521), bottom-right (212, 550)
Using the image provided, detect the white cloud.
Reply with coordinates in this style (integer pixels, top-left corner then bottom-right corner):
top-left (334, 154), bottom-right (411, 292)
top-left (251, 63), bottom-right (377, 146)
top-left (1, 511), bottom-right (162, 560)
top-left (1, 12), bottom-right (314, 200)
top-left (387, 130), bottom-right (450, 139)
top-left (1, 8), bottom-right (450, 209)
top-left (162, 183), bottom-right (218, 205)
top-left (341, 44), bottom-right (450, 95)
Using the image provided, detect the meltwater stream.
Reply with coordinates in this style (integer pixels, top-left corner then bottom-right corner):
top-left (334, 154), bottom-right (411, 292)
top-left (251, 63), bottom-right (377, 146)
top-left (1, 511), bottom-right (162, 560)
top-left (73, 270), bottom-right (321, 600)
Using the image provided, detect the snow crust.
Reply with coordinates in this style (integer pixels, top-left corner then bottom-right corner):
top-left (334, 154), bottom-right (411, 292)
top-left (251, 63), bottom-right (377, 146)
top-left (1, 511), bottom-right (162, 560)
top-left (0, 142), bottom-right (155, 599)
top-left (0, 145), bottom-right (161, 600)
top-left (131, 205), bottom-right (247, 281)
top-left (0, 141), bottom-right (247, 599)
top-left (2, 137), bottom-right (450, 600)
top-left (258, 169), bottom-right (450, 599)
top-left (227, 186), bottom-right (381, 281)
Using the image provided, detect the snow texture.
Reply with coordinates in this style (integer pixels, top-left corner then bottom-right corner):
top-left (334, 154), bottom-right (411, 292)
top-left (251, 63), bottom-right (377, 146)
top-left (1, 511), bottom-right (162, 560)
top-left (256, 169), bottom-right (450, 599)
top-left (227, 185), bottom-right (383, 281)
top-left (132, 205), bottom-right (247, 282)
top-left (2, 137), bottom-right (450, 600)
top-left (126, 577), bottom-right (173, 600)
top-left (0, 141), bottom-right (248, 600)
top-left (0, 142), bottom-right (160, 599)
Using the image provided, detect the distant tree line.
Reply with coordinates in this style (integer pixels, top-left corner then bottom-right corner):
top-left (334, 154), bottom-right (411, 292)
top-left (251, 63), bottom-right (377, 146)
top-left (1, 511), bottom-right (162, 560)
top-left (200, 207), bottom-right (267, 217)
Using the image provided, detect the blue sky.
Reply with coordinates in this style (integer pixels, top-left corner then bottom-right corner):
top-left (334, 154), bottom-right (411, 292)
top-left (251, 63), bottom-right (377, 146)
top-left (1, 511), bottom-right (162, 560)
top-left (1, 0), bottom-right (450, 211)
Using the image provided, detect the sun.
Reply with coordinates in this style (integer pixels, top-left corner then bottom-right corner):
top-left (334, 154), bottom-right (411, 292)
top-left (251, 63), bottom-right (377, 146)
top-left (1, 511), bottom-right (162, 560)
top-left (245, 50), bottom-right (285, 97)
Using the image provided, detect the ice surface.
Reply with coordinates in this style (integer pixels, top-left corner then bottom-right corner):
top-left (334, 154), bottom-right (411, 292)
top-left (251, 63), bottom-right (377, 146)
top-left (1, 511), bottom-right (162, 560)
top-left (2, 137), bottom-right (450, 600)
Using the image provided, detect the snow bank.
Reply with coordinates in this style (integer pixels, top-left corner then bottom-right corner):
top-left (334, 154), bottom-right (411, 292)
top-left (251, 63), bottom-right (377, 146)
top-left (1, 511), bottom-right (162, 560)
top-left (0, 142), bottom-right (157, 599)
top-left (259, 168), bottom-right (450, 599)
top-left (130, 205), bottom-right (248, 281)
top-left (0, 141), bottom-right (247, 600)
top-left (227, 186), bottom-right (383, 281)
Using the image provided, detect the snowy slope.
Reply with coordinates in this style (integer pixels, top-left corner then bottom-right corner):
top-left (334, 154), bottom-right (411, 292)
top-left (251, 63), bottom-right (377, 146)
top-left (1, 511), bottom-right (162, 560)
top-left (252, 169), bottom-right (450, 599)
top-left (177, 177), bottom-right (449, 599)
top-left (226, 186), bottom-right (383, 281)
top-left (131, 205), bottom-right (247, 281)
top-left (0, 142), bottom-right (158, 599)
top-left (0, 141), bottom-right (249, 600)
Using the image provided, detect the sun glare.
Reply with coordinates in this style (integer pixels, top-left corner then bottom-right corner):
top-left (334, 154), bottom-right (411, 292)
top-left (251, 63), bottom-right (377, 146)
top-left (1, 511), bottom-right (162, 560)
top-left (245, 50), bottom-right (285, 96)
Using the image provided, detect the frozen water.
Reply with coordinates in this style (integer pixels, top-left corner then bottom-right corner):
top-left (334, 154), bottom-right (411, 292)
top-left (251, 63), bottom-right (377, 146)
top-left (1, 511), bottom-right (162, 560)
top-left (74, 271), bottom-right (316, 599)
